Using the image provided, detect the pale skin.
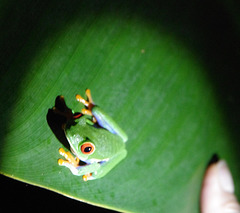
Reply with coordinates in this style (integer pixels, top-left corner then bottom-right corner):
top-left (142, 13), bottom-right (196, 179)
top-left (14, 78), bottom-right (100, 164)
top-left (201, 160), bottom-right (240, 213)
top-left (55, 89), bottom-right (127, 181)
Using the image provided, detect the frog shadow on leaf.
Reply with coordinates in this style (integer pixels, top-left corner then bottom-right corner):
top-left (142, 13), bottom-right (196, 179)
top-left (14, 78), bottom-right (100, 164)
top-left (46, 96), bottom-right (72, 150)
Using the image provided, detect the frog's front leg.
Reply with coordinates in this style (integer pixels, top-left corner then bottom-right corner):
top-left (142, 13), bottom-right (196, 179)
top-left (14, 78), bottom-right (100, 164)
top-left (58, 148), bottom-right (100, 181)
top-left (58, 148), bottom-right (79, 167)
top-left (91, 149), bottom-right (127, 179)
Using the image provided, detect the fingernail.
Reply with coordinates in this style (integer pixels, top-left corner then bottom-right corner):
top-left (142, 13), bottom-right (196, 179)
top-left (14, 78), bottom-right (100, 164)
top-left (218, 160), bottom-right (235, 193)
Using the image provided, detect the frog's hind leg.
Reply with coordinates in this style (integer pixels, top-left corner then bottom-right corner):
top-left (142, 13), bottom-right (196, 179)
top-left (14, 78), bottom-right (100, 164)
top-left (76, 94), bottom-right (90, 107)
top-left (76, 89), bottom-right (96, 122)
top-left (76, 89), bottom-right (94, 107)
top-left (85, 89), bottom-right (94, 105)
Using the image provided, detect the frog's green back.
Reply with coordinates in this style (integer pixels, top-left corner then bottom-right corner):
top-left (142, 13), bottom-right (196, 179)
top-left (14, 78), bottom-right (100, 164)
top-left (92, 106), bottom-right (128, 142)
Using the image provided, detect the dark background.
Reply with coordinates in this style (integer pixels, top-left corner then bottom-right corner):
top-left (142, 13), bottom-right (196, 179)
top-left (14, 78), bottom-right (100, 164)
top-left (1, 0), bottom-right (240, 212)
top-left (1, 175), bottom-right (115, 212)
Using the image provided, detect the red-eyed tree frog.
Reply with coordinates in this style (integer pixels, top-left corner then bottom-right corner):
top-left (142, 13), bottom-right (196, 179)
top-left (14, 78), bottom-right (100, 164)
top-left (54, 89), bottom-right (128, 181)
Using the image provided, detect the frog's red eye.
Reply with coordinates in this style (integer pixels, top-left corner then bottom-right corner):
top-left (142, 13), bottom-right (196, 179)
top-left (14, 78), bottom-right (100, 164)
top-left (81, 142), bottom-right (95, 155)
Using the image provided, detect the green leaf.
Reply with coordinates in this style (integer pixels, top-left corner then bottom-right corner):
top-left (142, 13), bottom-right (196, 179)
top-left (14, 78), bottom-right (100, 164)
top-left (1, 1), bottom-right (239, 212)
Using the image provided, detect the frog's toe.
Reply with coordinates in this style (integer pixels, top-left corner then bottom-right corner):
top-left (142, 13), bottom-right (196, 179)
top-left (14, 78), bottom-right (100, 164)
top-left (83, 173), bottom-right (93, 181)
top-left (59, 147), bottom-right (66, 156)
top-left (58, 158), bottom-right (67, 166)
top-left (81, 108), bottom-right (93, 116)
top-left (85, 89), bottom-right (94, 104)
top-left (76, 94), bottom-right (89, 107)
top-left (58, 148), bottom-right (79, 167)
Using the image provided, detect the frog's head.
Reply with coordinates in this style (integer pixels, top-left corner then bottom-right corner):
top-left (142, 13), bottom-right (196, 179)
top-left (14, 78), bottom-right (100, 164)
top-left (65, 116), bottom-right (125, 165)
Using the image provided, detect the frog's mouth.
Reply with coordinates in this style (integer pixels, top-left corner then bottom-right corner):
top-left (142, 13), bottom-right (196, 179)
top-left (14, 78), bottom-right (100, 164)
top-left (79, 158), bottom-right (109, 165)
top-left (70, 147), bottom-right (109, 165)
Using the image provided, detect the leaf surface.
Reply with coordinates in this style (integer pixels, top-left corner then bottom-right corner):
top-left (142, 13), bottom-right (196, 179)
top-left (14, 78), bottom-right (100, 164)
top-left (1, 1), bottom-right (239, 212)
